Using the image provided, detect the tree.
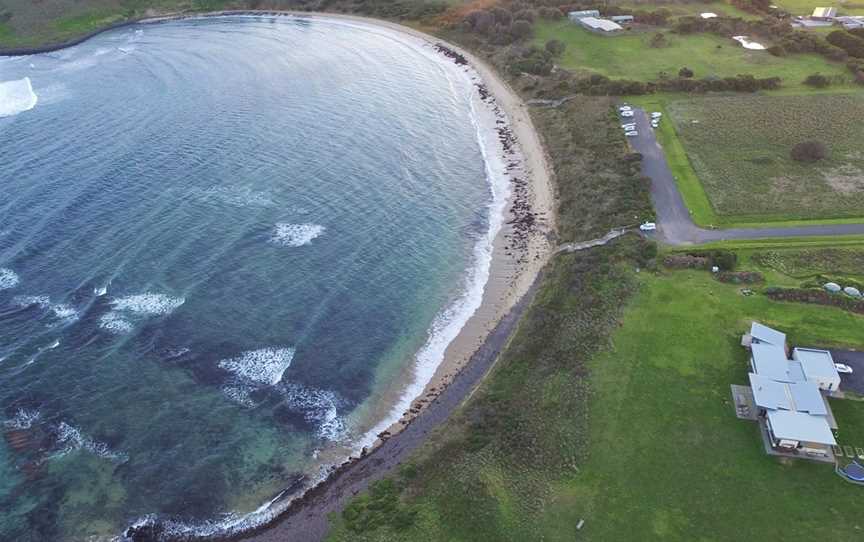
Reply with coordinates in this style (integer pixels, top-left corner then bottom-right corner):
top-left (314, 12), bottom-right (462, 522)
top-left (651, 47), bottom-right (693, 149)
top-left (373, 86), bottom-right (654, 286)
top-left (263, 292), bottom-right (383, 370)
top-left (545, 39), bottom-right (566, 56)
top-left (650, 32), bottom-right (667, 48)
top-left (790, 141), bottom-right (828, 162)
top-left (490, 6), bottom-right (512, 26)
top-left (511, 20), bottom-right (532, 40)
top-left (464, 10), bottom-right (493, 34)
top-left (678, 67), bottom-right (694, 78)
top-left (803, 73), bottom-right (830, 88)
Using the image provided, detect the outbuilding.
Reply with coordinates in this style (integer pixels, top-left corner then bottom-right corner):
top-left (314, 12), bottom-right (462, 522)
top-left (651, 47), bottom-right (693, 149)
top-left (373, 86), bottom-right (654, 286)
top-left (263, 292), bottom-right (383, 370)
top-left (578, 17), bottom-right (624, 33)
top-left (568, 10), bottom-right (601, 22)
top-left (792, 348), bottom-right (841, 391)
top-left (812, 7), bottom-right (837, 20)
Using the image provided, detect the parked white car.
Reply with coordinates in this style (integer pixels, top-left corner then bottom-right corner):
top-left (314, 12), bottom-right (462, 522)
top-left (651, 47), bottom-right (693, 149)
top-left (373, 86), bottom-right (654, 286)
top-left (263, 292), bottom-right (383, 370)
top-left (625, 130), bottom-right (638, 137)
top-left (621, 111), bottom-right (634, 117)
top-left (639, 222), bottom-right (657, 231)
top-left (651, 112), bottom-right (662, 118)
top-left (622, 123), bottom-right (636, 129)
top-left (619, 105), bottom-right (632, 111)
top-left (835, 363), bottom-right (854, 374)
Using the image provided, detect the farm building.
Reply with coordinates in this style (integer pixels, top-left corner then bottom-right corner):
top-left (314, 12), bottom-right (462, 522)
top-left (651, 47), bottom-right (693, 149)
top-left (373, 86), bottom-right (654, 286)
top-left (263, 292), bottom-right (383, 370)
top-left (568, 9), bottom-right (600, 22)
top-left (700, 12), bottom-right (718, 19)
top-left (812, 7), bottom-right (837, 20)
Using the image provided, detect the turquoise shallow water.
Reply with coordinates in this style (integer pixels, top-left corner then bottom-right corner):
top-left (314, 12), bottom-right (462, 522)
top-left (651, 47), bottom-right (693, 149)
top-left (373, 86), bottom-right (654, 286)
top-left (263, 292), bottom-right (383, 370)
top-left (0, 16), bottom-right (500, 540)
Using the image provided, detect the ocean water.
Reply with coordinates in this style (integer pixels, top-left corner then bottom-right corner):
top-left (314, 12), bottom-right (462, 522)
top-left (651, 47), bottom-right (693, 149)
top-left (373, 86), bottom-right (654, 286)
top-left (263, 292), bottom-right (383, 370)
top-left (0, 15), bottom-right (507, 541)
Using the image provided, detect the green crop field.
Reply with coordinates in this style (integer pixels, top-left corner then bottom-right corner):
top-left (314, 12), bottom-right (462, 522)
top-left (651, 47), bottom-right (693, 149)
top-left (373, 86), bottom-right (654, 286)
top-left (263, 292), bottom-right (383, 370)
top-left (532, 20), bottom-right (850, 90)
top-left (667, 94), bottom-right (864, 222)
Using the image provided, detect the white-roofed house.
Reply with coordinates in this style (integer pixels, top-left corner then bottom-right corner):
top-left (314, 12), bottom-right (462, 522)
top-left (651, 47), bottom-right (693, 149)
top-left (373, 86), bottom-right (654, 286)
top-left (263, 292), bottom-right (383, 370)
top-left (742, 322), bottom-right (787, 354)
top-left (812, 7), bottom-right (837, 20)
top-left (578, 17), bottom-right (624, 33)
top-left (748, 373), bottom-right (837, 458)
top-left (792, 347), bottom-right (841, 391)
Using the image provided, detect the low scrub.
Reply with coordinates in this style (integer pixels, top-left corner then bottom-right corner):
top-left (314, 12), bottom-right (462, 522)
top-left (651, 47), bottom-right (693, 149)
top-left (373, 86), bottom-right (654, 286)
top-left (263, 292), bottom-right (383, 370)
top-left (765, 287), bottom-right (864, 313)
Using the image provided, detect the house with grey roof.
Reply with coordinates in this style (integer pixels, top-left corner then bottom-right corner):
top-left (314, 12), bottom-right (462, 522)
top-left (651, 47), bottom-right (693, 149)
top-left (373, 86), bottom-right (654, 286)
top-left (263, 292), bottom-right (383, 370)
top-left (734, 322), bottom-right (841, 461)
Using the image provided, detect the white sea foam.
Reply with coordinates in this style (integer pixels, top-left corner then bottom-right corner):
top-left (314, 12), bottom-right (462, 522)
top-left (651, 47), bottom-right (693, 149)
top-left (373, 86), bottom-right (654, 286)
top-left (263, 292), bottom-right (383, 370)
top-left (0, 268), bottom-right (20, 290)
top-left (270, 223), bottom-right (325, 247)
top-left (218, 348), bottom-right (295, 386)
top-left (355, 52), bottom-right (514, 452)
top-left (3, 408), bottom-right (41, 430)
top-left (0, 77), bottom-right (38, 118)
top-left (94, 285), bottom-right (108, 297)
top-left (110, 293), bottom-right (185, 315)
top-left (281, 383), bottom-right (346, 442)
top-left (99, 312), bottom-right (134, 334)
top-left (51, 421), bottom-right (129, 463)
top-left (13, 295), bottom-right (79, 324)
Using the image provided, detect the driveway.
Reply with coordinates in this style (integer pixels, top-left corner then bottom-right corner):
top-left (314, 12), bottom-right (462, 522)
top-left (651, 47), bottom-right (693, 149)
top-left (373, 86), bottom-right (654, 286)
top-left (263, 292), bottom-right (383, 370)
top-left (830, 349), bottom-right (864, 395)
top-left (626, 108), bottom-right (864, 245)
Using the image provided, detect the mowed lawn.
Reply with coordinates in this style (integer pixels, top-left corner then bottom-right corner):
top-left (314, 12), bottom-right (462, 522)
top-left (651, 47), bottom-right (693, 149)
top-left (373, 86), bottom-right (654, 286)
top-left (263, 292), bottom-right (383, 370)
top-left (538, 268), bottom-right (864, 541)
top-left (668, 94), bottom-right (864, 221)
top-left (532, 20), bottom-right (849, 88)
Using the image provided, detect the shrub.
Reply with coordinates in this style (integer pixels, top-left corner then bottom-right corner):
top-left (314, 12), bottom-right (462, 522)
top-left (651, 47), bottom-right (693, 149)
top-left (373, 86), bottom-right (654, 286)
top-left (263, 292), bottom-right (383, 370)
top-left (511, 19), bottom-right (532, 40)
top-left (827, 30), bottom-right (864, 58)
top-left (650, 32), bottom-right (667, 48)
top-left (539, 7), bottom-right (564, 20)
top-left (678, 67), bottom-right (694, 78)
top-left (790, 140), bottom-right (828, 162)
top-left (545, 39), bottom-right (566, 56)
top-left (803, 73), bottom-right (830, 88)
top-left (513, 9), bottom-right (536, 23)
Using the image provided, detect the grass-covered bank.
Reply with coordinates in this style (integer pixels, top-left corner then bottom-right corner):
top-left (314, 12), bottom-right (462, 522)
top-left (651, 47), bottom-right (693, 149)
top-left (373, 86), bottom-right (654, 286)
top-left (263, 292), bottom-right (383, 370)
top-left (330, 256), bottom-right (864, 541)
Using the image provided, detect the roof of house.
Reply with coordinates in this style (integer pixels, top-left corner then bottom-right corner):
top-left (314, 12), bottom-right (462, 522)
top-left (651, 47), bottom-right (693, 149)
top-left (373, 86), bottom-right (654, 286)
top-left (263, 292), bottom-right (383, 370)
top-left (580, 17), bottom-right (624, 31)
top-left (751, 344), bottom-right (806, 382)
top-left (793, 348), bottom-right (839, 381)
top-left (748, 374), bottom-right (827, 415)
top-left (569, 10), bottom-right (600, 17)
top-left (750, 322), bottom-right (786, 346)
top-left (767, 410), bottom-right (836, 445)
top-left (813, 7), bottom-right (837, 17)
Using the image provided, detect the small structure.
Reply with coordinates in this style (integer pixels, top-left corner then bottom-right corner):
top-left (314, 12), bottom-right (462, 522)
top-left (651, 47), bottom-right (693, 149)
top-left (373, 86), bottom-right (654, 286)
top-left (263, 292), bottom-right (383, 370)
top-left (792, 348), bottom-right (841, 391)
top-left (700, 12), bottom-right (718, 19)
top-left (812, 7), bottom-right (838, 20)
top-left (610, 15), bottom-right (635, 24)
top-left (578, 16), bottom-right (624, 33)
top-left (568, 9), bottom-right (601, 22)
top-left (836, 16), bottom-right (864, 29)
top-left (743, 321), bottom-right (787, 349)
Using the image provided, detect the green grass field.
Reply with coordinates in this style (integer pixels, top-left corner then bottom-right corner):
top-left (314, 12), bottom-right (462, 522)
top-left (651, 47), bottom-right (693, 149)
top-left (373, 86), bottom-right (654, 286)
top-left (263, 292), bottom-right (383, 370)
top-left (616, 0), bottom-right (761, 19)
top-left (775, 0), bottom-right (864, 16)
top-left (666, 94), bottom-right (864, 222)
top-left (328, 258), bottom-right (864, 541)
top-left (532, 20), bottom-right (850, 90)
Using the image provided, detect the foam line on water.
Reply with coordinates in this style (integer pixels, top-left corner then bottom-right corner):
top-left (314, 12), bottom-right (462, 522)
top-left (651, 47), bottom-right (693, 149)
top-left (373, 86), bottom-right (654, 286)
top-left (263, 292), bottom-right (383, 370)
top-left (110, 293), bottom-right (185, 315)
top-left (0, 77), bottom-right (38, 118)
top-left (12, 294), bottom-right (80, 324)
top-left (218, 348), bottom-right (295, 386)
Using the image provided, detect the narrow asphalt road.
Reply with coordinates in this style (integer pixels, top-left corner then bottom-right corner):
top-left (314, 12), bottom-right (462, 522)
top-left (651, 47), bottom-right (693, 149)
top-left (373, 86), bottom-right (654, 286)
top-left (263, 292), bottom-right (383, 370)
top-left (626, 108), bottom-right (864, 245)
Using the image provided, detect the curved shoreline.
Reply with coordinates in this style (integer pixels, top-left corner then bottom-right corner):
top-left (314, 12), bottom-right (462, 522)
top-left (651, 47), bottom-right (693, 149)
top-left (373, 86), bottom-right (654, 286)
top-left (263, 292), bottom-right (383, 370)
top-left (2, 11), bottom-right (556, 541)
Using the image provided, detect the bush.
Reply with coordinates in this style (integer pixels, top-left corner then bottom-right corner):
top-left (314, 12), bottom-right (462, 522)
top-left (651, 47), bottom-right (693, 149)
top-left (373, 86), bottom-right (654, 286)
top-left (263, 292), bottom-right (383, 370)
top-left (539, 7), bottom-right (564, 20)
top-left (545, 39), bottom-right (566, 56)
top-left (511, 19), bottom-right (532, 40)
top-left (650, 32), bottom-right (667, 48)
top-left (790, 140), bottom-right (828, 162)
top-left (803, 73), bottom-right (830, 88)
top-left (678, 67), bottom-right (694, 78)
top-left (827, 30), bottom-right (864, 58)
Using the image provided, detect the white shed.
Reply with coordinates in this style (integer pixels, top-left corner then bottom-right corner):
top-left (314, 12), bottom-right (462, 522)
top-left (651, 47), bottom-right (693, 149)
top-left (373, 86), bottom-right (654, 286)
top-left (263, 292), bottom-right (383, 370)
top-left (792, 348), bottom-right (841, 392)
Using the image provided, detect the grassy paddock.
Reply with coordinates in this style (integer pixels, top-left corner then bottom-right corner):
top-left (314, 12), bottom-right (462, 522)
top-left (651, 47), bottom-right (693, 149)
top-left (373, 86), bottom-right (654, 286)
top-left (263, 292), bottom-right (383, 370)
top-left (532, 20), bottom-right (849, 90)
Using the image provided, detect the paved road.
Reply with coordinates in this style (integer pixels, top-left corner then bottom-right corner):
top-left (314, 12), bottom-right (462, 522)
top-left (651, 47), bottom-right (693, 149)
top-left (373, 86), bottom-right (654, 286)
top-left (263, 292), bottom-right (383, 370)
top-left (626, 108), bottom-right (864, 245)
top-left (830, 349), bottom-right (864, 395)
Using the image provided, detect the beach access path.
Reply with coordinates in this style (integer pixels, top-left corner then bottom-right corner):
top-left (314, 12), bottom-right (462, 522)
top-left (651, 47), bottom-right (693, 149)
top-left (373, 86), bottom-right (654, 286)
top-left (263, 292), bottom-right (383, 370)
top-left (628, 108), bottom-right (864, 245)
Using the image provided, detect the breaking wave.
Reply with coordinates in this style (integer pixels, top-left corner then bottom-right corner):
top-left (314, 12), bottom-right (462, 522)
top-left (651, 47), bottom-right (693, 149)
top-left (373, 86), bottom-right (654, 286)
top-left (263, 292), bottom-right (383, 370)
top-left (0, 77), bottom-right (38, 118)
top-left (0, 268), bottom-right (20, 290)
top-left (218, 348), bottom-right (294, 386)
top-left (281, 382), bottom-right (347, 442)
top-left (270, 223), bottom-right (325, 247)
top-left (99, 292), bottom-right (184, 334)
top-left (110, 293), bottom-right (185, 315)
top-left (12, 295), bottom-right (80, 324)
top-left (50, 421), bottom-right (129, 463)
top-left (3, 408), bottom-right (41, 430)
